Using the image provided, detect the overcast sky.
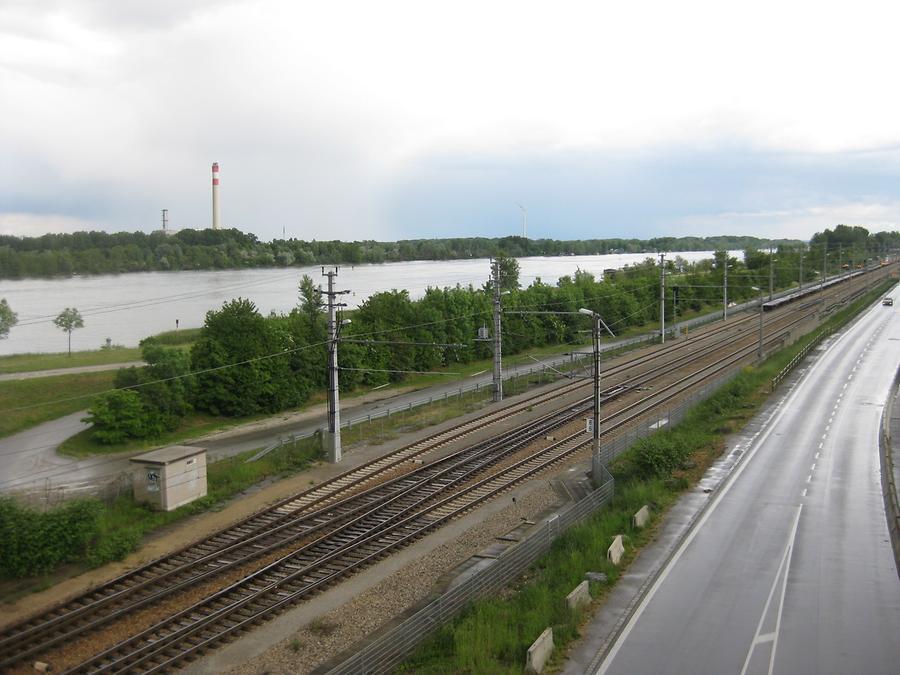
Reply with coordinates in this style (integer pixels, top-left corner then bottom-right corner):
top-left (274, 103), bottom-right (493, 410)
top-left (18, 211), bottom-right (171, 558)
top-left (2, 0), bottom-right (899, 243)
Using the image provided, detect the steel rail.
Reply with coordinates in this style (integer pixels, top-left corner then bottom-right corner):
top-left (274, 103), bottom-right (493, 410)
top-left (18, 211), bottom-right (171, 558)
top-left (3, 284), bottom-right (845, 671)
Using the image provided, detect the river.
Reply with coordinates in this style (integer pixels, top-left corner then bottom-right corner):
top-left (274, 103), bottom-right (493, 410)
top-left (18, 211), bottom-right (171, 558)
top-left (0, 251), bottom-right (734, 355)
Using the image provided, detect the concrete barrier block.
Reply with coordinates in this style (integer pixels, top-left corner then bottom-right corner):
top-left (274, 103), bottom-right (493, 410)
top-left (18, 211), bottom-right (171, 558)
top-left (607, 534), bottom-right (625, 565)
top-left (566, 580), bottom-right (591, 611)
top-left (525, 627), bottom-right (554, 674)
top-left (633, 505), bottom-right (650, 529)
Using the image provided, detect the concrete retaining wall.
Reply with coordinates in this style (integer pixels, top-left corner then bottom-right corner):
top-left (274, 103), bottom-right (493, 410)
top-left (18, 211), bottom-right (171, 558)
top-left (607, 534), bottom-right (624, 565)
top-left (566, 580), bottom-right (591, 611)
top-left (526, 627), bottom-right (554, 674)
top-left (633, 505), bottom-right (650, 528)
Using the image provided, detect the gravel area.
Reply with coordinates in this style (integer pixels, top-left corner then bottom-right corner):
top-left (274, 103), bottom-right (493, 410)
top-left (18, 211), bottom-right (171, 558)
top-left (221, 480), bottom-right (563, 675)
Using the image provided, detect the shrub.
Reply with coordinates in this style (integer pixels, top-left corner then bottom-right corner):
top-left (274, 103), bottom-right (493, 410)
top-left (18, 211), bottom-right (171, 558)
top-left (0, 497), bottom-right (103, 578)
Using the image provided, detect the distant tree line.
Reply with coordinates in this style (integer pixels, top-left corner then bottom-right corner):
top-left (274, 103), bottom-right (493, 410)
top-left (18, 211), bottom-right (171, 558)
top-left (0, 227), bottom-right (804, 279)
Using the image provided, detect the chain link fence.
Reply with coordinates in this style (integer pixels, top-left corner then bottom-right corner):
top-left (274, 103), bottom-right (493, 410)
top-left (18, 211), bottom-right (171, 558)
top-left (325, 467), bottom-right (616, 675)
top-left (324, 365), bottom-right (746, 674)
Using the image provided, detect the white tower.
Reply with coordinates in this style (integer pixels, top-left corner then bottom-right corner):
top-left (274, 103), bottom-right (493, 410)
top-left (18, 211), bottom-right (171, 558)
top-left (212, 162), bottom-right (221, 230)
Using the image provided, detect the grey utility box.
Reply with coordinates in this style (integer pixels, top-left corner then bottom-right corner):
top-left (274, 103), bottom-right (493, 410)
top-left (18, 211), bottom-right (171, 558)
top-left (130, 445), bottom-right (207, 511)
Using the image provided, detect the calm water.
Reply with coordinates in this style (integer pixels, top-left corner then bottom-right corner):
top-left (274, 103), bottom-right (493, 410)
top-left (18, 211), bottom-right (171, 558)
top-left (0, 251), bottom-right (732, 355)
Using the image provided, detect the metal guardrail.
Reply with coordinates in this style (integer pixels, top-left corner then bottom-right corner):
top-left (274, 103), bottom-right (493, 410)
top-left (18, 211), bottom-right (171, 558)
top-left (245, 360), bottom-right (586, 463)
top-left (770, 328), bottom-right (832, 391)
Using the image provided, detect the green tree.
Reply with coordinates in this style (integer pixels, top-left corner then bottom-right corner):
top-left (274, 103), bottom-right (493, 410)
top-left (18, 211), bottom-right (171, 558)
top-left (297, 274), bottom-right (323, 327)
top-left (0, 298), bottom-right (16, 339)
top-left (84, 389), bottom-right (149, 444)
top-left (191, 298), bottom-right (310, 416)
top-left (54, 307), bottom-right (84, 355)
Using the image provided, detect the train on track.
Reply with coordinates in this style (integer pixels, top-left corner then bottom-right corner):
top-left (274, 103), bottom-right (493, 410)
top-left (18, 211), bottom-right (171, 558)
top-left (762, 268), bottom-right (871, 312)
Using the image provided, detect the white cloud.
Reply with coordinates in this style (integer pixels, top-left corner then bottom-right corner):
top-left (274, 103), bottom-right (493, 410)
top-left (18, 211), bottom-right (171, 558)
top-left (0, 212), bottom-right (96, 237)
top-left (674, 200), bottom-right (900, 240)
top-left (1, 0), bottom-right (900, 240)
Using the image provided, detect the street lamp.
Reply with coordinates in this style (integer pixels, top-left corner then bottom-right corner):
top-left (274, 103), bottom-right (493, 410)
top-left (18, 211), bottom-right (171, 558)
top-left (579, 308), bottom-right (615, 482)
top-left (751, 287), bottom-right (763, 358)
top-left (721, 257), bottom-right (733, 321)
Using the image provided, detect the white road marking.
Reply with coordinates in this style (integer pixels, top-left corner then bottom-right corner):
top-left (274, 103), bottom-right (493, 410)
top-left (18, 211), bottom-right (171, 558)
top-left (815, 452), bottom-right (820, 459)
top-left (594, 359), bottom-right (824, 675)
top-left (801, 488), bottom-right (808, 497)
top-left (806, 475), bottom-right (812, 483)
top-left (594, 307), bottom-right (878, 675)
top-left (740, 504), bottom-right (804, 675)
top-left (811, 463), bottom-right (816, 471)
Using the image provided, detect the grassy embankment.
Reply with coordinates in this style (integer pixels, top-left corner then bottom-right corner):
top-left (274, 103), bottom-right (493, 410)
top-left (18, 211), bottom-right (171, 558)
top-left (397, 280), bottom-right (895, 674)
top-left (0, 347), bottom-right (142, 374)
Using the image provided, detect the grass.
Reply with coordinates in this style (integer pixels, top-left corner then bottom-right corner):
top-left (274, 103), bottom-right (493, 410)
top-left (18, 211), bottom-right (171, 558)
top-left (58, 412), bottom-right (277, 458)
top-left (0, 437), bottom-right (322, 589)
top-left (0, 348), bottom-right (143, 374)
top-left (0, 372), bottom-right (117, 438)
top-left (397, 279), bottom-right (896, 674)
top-left (0, 328), bottom-right (200, 375)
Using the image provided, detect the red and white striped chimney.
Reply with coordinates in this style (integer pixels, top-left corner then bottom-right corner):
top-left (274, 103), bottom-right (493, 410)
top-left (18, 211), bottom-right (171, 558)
top-left (211, 162), bottom-right (221, 230)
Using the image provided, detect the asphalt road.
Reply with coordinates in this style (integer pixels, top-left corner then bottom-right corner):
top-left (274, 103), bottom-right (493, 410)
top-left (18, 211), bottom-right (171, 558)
top-left (594, 299), bottom-right (900, 674)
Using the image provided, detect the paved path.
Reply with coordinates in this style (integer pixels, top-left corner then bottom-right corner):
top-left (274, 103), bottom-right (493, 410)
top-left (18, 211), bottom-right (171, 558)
top-left (572, 298), bottom-right (900, 674)
top-left (0, 361), bottom-right (145, 381)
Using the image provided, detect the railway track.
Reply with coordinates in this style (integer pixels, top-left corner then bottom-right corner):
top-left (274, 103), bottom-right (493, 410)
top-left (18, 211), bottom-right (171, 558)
top-left (56, 299), bottom-right (818, 674)
top-left (1, 302), bottom-right (769, 670)
top-left (2, 273), bottom-right (884, 673)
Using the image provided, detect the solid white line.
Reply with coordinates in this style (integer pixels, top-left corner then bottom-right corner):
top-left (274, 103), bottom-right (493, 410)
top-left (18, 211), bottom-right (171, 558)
top-left (768, 505), bottom-right (803, 674)
top-left (740, 504), bottom-right (804, 675)
top-left (596, 345), bottom-right (840, 674)
top-left (595, 301), bottom-right (882, 675)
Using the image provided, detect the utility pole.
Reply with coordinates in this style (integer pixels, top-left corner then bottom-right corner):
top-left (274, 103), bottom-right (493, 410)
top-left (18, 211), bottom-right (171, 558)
top-left (723, 254), bottom-right (729, 321)
top-left (839, 244), bottom-right (843, 282)
top-left (757, 287), bottom-right (764, 358)
top-left (579, 308), bottom-right (614, 481)
top-left (821, 243), bottom-right (827, 290)
top-left (323, 266), bottom-right (350, 463)
top-left (799, 246), bottom-right (804, 291)
top-left (491, 258), bottom-right (503, 402)
top-left (769, 247), bottom-right (774, 301)
top-left (672, 286), bottom-right (679, 338)
top-left (659, 252), bottom-right (666, 344)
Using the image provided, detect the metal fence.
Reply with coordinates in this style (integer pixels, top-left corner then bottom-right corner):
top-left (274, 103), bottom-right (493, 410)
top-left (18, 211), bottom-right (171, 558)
top-left (325, 468), bottom-right (616, 675)
top-left (324, 366), bottom-right (746, 674)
